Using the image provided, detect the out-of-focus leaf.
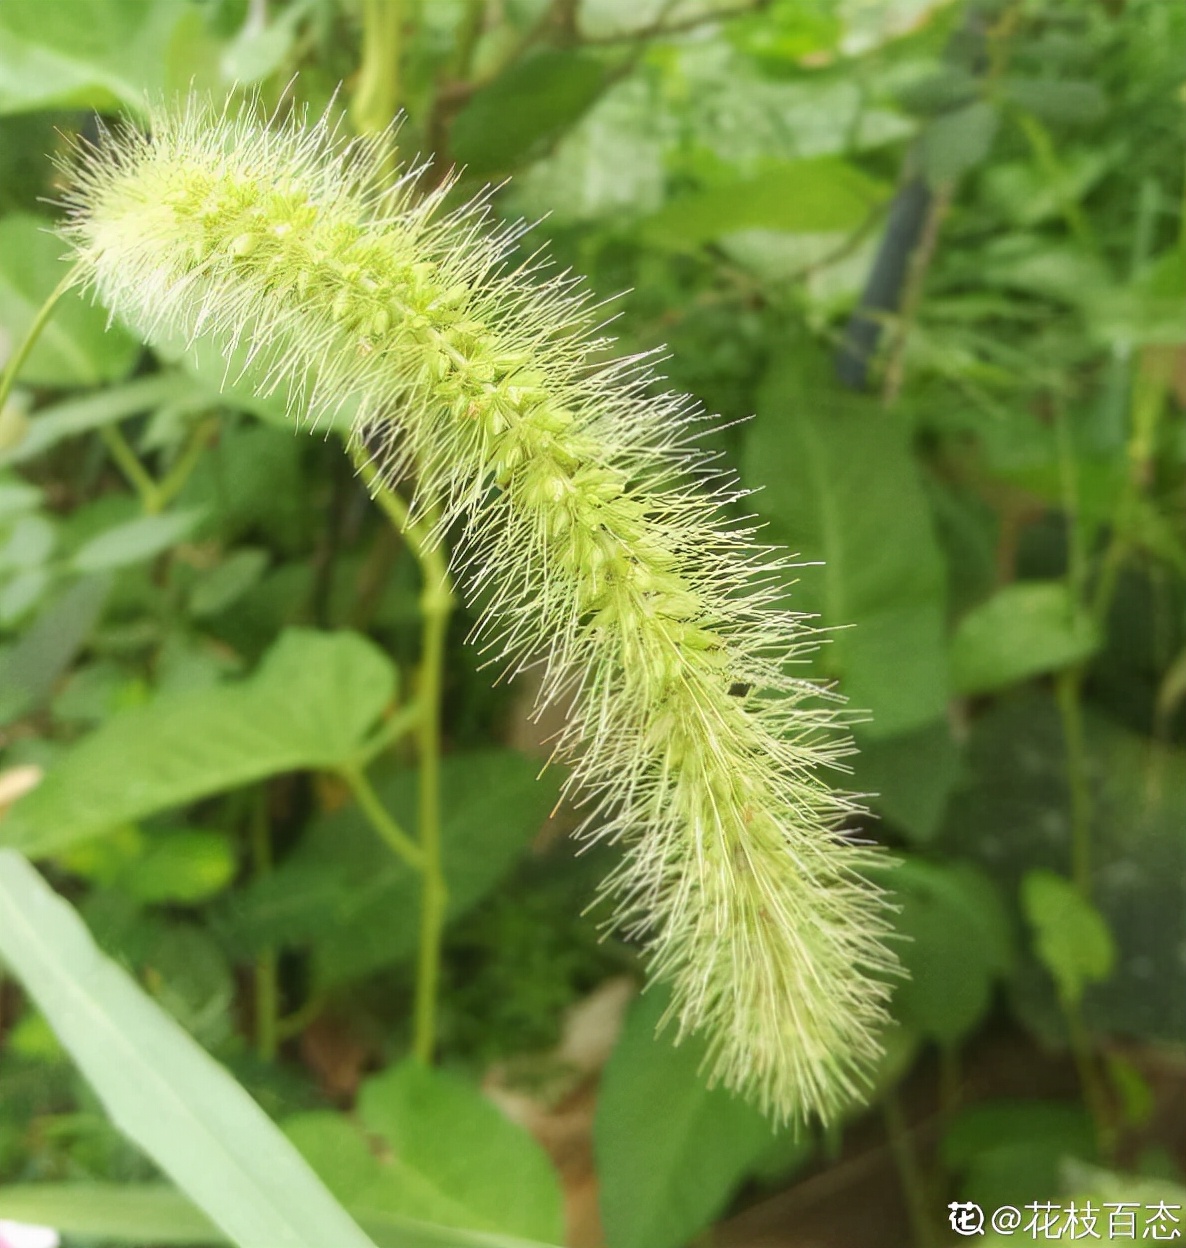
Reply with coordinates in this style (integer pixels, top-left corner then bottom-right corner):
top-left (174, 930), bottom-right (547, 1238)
top-left (0, 629), bottom-right (397, 856)
top-left (728, 2), bottom-right (843, 64)
top-left (1087, 248), bottom-right (1186, 347)
top-left (745, 351), bottom-right (949, 736)
top-left (851, 721), bottom-right (962, 842)
top-left (0, 573), bottom-right (110, 724)
top-left (884, 858), bottom-right (1012, 1046)
top-left (218, 749), bottom-right (560, 985)
top-left (982, 150), bottom-right (1114, 228)
top-left (0, 479), bottom-right (41, 518)
top-left (0, 1183), bottom-right (218, 1244)
top-left (451, 51), bottom-right (606, 175)
top-left (1022, 869), bottom-right (1116, 1007)
top-left (639, 157), bottom-right (888, 249)
top-left (143, 924), bottom-right (236, 1046)
top-left (894, 66), bottom-right (979, 116)
top-left (949, 581), bottom-right (1101, 696)
top-left (0, 0), bottom-right (191, 115)
top-left (0, 565), bottom-right (51, 624)
top-left (59, 825), bottom-right (236, 906)
top-left (0, 373), bottom-right (207, 468)
top-left (594, 988), bottom-right (777, 1248)
top-left (939, 696), bottom-right (1186, 1043)
top-left (71, 509), bottom-right (204, 573)
top-left (0, 214), bottom-right (138, 384)
top-left (942, 1101), bottom-right (1097, 1215)
top-left (0, 850), bottom-right (378, 1248)
top-left (977, 236), bottom-right (1111, 308)
top-left (0, 513), bottom-right (55, 569)
top-left (1001, 78), bottom-right (1107, 126)
top-left (189, 549), bottom-right (269, 618)
top-left (921, 100), bottom-right (999, 183)
top-left (122, 830), bottom-right (237, 905)
top-left (0, 1182), bottom-right (563, 1248)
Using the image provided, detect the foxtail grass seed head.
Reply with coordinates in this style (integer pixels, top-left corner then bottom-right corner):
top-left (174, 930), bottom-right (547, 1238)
top-left (60, 96), bottom-right (898, 1125)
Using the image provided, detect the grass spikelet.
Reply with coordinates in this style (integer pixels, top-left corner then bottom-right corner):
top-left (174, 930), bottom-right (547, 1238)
top-left (59, 95), bottom-right (897, 1125)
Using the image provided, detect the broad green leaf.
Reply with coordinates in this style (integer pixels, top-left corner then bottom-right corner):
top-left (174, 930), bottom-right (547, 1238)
top-left (0, 0), bottom-right (192, 114)
top-left (0, 1182), bottom-right (563, 1248)
top-left (849, 720), bottom-right (961, 842)
top-left (451, 51), bottom-right (606, 175)
top-left (353, 1061), bottom-right (564, 1242)
top-left (884, 858), bottom-right (1012, 1046)
top-left (639, 157), bottom-right (887, 249)
top-left (594, 988), bottom-right (776, 1248)
top-left (71, 508), bottom-right (205, 572)
top-left (744, 352), bottom-right (949, 736)
top-left (0, 850), bottom-right (377, 1248)
top-left (921, 99), bottom-right (999, 184)
top-left (217, 749), bottom-right (561, 985)
top-left (1, 628), bottom-right (397, 856)
top-left (939, 695), bottom-right (1186, 1044)
top-left (949, 582), bottom-right (1101, 696)
top-left (0, 214), bottom-right (138, 384)
top-left (1022, 869), bottom-right (1116, 1007)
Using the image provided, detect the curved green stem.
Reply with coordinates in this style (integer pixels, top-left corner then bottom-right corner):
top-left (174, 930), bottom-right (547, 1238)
top-left (0, 265), bottom-right (83, 415)
top-left (250, 789), bottom-right (279, 1062)
top-left (351, 0), bottom-right (403, 150)
top-left (100, 423), bottom-right (159, 507)
top-left (340, 763), bottom-right (424, 871)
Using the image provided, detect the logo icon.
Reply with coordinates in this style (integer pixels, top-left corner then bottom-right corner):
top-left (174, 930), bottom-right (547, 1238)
top-left (949, 1201), bottom-right (985, 1236)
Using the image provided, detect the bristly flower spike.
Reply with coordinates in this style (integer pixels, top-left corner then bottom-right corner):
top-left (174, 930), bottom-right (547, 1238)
top-left (59, 95), bottom-right (897, 1125)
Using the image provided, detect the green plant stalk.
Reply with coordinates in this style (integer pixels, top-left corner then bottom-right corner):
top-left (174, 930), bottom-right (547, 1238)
top-left (351, 0), bottom-right (403, 143)
top-left (340, 763), bottom-right (424, 871)
top-left (0, 265), bottom-right (82, 415)
top-left (100, 423), bottom-right (159, 507)
top-left (1051, 393), bottom-right (1094, 901)
top-left (1063, 989), bottom-right (1116, 1162)
top-left (250, 789), bottom-right (279, 1062)
top-left (354, 453), bottom-right (454, 1064)
top-left (450, 0), bottom-right (486, 81)
top-left (882, 1090), bottom-right (937, 1248)
top-left (1055, 669), bottom-right (1092, 898)
top-left (156, 416), bottom-right (220, 511)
